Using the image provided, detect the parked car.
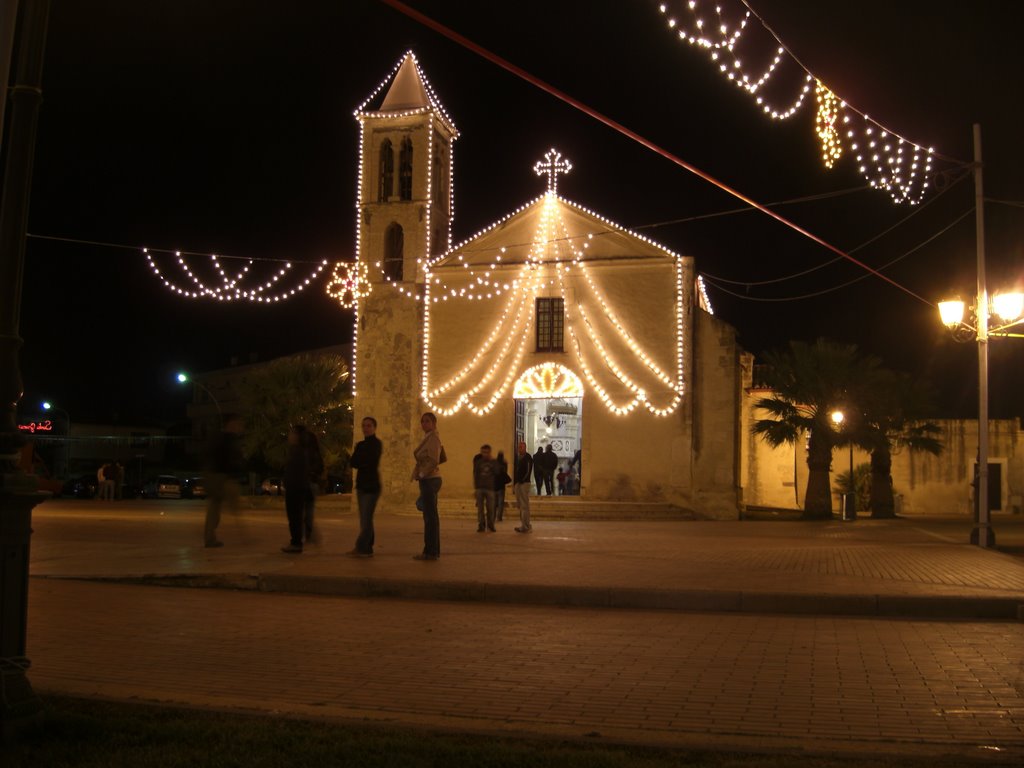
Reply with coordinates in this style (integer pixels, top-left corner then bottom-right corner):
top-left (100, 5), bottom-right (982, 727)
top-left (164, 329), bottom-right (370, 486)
top-left (260, 477), bottom-right (284, 496)
top-left (61, 474), bottom-right (97, 499)
top-left (141, 475), bottom-right (182, 499)
top-left (182, 476), bottom-right (206, 499)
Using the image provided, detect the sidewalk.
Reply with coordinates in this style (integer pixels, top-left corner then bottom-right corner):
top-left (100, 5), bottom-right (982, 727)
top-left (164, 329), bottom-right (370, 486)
top-left (29, 500), bottom-right (1024, 620)
top-left (24, 500), bottom-right (1024, 759)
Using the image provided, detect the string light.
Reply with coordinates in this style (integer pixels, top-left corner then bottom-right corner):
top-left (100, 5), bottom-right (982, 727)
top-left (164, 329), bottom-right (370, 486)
top-left (696, 274), bottom-right (714, 314)
top-left (657, 0), bottom-right (937, 204)
top-left (145, 248), bottom-right (326, 302)
top-left (814, 81), bottom-right (842, 169)
top-left (421, 150), bottom-right (686, 417)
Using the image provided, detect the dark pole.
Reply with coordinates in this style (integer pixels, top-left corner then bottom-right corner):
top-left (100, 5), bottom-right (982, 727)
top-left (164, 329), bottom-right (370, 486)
top-left (0, 0), bottom-right (51, 738)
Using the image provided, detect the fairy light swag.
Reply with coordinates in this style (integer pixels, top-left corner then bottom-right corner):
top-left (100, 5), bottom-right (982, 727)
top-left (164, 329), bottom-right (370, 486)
top-left (656, 0), bottom-right (938, 204)
top-left (145, 248), bottom-right (327, 302)
top-left (420, 150), bottom-right (688, 418)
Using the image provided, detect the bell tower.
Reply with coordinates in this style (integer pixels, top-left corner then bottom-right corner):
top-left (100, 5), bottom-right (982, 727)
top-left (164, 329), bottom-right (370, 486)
top-left (352, 51), bottom-right (458, 505)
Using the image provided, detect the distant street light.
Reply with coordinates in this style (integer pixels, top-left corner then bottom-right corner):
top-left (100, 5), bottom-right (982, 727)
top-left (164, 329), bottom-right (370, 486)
top-left (41, 400), bottom-right (71, 478)
top-left (176, 371), bottom-right (222, 421)
top-left (830, 409), bottom-right (854, 520)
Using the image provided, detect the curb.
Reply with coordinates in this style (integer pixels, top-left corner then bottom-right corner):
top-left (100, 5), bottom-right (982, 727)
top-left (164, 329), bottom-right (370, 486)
top-left (43, 573), bottom-right (1024, 621)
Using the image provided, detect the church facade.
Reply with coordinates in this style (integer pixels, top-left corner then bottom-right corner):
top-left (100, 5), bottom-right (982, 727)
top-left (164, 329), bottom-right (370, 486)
top-left (350, 52), bottom-right (746, 519)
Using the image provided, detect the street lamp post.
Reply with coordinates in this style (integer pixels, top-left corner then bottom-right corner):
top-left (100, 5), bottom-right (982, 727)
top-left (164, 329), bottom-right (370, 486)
top-left (938, 124), bottom-right (1024, 548)
top-left (41, 401), bottom-right (69, 478)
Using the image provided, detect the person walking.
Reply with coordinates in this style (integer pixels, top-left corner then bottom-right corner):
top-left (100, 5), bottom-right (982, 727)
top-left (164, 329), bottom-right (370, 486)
top-left (203, 414), bottom-right (244, 548)
top-left (471, 444), bottom-right (499, 532)
top-left (532, 446), bottom-right (545, 495)
top-left (543, 444), bottom-right (557, 495)
top-left (513, 440), bottom-right (534, 533)
top-left (411, 412), bottom-right (443, 560)
top-left (348, 416), bottom-right (382, 557)
top-left (281, 425), bottom-right (311, 554)
top-left (303, 429), bottom-right (325, 546)
top-left (494, 449), bottom-right (510, 522)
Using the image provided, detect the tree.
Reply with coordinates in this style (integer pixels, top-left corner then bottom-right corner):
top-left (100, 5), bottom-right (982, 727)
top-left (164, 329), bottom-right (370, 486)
top-left (236, 353), bottom-right (352, 476)
top-left (858, 371), bottom-right (942, 518)
top-left (752, 339), bottom-right (878, 520)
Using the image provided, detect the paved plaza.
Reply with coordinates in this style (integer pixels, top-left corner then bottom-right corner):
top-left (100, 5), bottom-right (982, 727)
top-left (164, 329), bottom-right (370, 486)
top-left (21, 499), bottom-right (1024, 760)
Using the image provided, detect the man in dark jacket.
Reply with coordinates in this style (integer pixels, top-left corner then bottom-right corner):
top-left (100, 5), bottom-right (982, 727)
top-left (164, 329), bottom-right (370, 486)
top-left (348, 416), bottom-right (382, 556)
top-left (514, 441), bottom-right (534, 533)
top-left (203, 414), bottom-right (244, 548)
top-left (533, 446), bottom-right (545, 495)
top-left (472, 444), bottom-right (500, 532)
top-left (542, 444), bottom-right (558, 495)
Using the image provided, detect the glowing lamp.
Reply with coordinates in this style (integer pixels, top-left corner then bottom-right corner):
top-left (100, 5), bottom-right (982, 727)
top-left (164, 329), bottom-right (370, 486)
top-left (992, 292), bottom-right (1024, 323)
top-left (42, 401), bottom-right (53, 410)
top-left (938, 299), bottom-right (965, 328)
top-left (176, 372), bottom-right (189, 383)
top-left (830, 410), bottom-right (844, 426)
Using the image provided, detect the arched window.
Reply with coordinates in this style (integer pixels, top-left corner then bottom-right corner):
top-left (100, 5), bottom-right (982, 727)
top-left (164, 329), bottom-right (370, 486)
top-left (383, 223), bottom-right (404, 282)
top-left (399, 137), bottom-right (413, 200)
top-left (378, 140), bottom-right (394, 202)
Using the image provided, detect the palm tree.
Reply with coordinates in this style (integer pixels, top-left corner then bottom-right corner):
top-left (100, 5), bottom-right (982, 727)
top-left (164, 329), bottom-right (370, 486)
top-left (237, 353), bottom-right (353, 475)
top-left (752, 339), bottom-right (877, 520)
top-left (858, 371), bottom-right (943, 518)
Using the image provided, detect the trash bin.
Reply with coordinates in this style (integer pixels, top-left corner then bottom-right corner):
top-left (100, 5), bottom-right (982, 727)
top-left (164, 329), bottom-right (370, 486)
top-left (841, 492), bottom-right (857, 521)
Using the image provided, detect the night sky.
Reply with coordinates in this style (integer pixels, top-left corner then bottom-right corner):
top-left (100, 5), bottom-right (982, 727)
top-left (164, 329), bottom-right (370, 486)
top-left (16, 0), bottom-right (1024, 426)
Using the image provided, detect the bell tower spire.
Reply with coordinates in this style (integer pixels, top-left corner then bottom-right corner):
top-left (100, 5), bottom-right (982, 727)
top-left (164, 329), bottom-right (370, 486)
top-left (355, 51), bottom-right (458, 285)
top-left (351, 52), bottom-right (458, 505)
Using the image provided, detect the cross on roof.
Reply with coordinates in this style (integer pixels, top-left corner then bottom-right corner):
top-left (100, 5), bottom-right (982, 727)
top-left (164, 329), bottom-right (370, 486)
top-left (533, 148), bottom-right (572, 194)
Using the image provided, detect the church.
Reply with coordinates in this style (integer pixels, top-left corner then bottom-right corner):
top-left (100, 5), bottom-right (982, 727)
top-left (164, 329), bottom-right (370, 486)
top-left (349, 51), bottom-right (747, 519)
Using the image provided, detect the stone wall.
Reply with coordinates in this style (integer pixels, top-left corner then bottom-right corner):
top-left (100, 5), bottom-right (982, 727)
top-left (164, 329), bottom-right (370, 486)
top-left (690, 310), bottom-right (744, 518)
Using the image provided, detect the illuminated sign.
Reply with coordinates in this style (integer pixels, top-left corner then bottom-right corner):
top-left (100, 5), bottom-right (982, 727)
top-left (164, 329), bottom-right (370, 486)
top-left (18, 420), bottom-right (54, 434)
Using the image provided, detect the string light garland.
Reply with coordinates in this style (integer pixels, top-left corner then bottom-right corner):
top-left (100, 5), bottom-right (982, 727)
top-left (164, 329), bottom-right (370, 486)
top-left (657, 0), bottom-right (939, 204)
top-left (145, 248), bottom-right (327, 302)
top-left (814, 81), bottom-right (842, 169)
top-left (421, 151), bottom-right (686, 417)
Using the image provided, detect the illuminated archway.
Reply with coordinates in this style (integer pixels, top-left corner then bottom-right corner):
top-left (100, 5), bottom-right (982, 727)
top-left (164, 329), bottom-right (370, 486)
top-left (513, 363), bottom-right (583, 496)
top-left (513, 363), bottom-right (583, 400)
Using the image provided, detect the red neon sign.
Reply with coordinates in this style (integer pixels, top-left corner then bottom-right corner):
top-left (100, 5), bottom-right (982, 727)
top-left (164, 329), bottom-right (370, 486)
top-left (18, 420), bottom-right (54, 434)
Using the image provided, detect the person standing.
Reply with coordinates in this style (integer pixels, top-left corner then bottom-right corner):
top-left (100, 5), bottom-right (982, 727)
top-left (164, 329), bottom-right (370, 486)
top-left (281, 425), bottom-right (311, 554)
top-left (569, 448), bottom-right (582, 496)
top-left (348, 416), bottom-right (382, 557)
top-left (494, 449), bottom-right (509, 522)
top-left (204, 414), bottom-right (244, 548)
top-left (543, 444), bottom-right (557, 495)
top-left (411, 412), bottom-right (442, 560)
top-left (471, 444), bottom-right (499, 532)
top-left (532, 446), bottom-right (545, 495)
top-left (513, 440), bottom-right (534, 533)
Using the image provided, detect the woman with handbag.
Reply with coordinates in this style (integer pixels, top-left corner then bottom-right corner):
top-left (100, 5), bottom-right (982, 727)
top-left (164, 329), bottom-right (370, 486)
top-left (411, 412), bottom-right (443, 560)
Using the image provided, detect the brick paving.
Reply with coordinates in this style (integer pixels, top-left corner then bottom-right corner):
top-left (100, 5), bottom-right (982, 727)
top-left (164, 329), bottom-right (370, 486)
top-left (28, 501), bottom-right (1024, 619)
top-left (26, 579), bottom-right (1024, 760)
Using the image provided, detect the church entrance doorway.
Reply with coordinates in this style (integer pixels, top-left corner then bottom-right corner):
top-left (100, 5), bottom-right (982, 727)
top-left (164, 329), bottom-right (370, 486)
top-left (512, 364), bottom-right (583, 496)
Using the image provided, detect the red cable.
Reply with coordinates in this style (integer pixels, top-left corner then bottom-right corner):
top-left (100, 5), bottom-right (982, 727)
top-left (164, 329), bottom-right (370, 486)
top-left (379, 0), bottom-right (935, 307)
